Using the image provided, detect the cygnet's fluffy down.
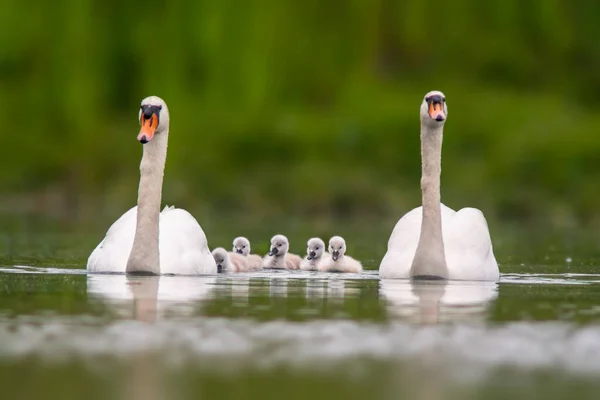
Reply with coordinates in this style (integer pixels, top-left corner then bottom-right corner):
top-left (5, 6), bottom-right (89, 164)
top-left (300, 237), bottom-right (328, 271)
top-left (232, 236), bottom-right (263, 270)
top-left (318, 236), bottom-right (363, 273)
top-left (262, 234), bottom-right (302, 270)
top-left (212, 247), bottom-right (250, 273)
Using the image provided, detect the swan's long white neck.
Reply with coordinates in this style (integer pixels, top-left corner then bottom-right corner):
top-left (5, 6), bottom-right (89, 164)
top-left (410, 121), bottom-right (449, 279)
top-left (126, 130), bottom-right (169, 274)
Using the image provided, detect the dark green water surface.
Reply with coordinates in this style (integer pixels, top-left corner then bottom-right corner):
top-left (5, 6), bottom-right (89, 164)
top-left (0, 220), bottom-right (599, 400)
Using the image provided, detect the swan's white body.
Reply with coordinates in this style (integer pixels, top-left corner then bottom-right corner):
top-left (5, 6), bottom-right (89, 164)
top-left (379, 204), bottom-right (498, 280)
top-left (88, 205), bottom-right (215, 275)
top-left (379, 91), bottom-right (499, 282)
top-left (318, 236), bottom-right (363, 273)
top-left (87, 96), bottom-right (216, 275)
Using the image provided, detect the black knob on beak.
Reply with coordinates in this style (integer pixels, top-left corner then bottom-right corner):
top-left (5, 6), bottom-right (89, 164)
top-left (426, 95), bottom-right (443, 104)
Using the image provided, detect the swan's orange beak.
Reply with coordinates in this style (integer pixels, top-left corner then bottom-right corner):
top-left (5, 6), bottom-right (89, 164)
top-left (138, 114), bottom-right (158, 144)
top-left (428, 101), bottom-right (446, 121)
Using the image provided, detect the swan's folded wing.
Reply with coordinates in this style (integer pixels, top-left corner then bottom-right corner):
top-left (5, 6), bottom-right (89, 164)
top-left (379, 206), bottom-right (422, 278)
top-left (443, 207), bottom-right (499, 281)
top-left (385, 206), bottom-right (422, 248)
top-left (158, 208), bottom-right (217, 275)
top-left (87, 206), bottom-right (138, 273)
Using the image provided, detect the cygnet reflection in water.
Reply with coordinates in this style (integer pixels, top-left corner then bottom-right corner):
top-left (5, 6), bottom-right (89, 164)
top-left (269, 277), bottom-right (288, 297)
top-left (327, 280), bottom-right (346, 301)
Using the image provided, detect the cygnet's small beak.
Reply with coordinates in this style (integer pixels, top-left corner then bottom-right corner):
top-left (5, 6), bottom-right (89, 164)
top-left (307, 251), bottom-right (316, 260)
top-left (217, 264), bottom-right (223, 273)
top-left (235, 249), bottom-right (243, 254)
top-left (427, 96), bottom-right (446, 122)
top-left (332, 251), bottom-right (340, 261)
top-left (268, 247), bottom-right (278, 256)
top-left (138, 112), bottom-right (158, 144)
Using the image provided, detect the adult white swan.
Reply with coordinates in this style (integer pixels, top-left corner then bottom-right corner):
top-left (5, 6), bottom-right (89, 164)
top-left (87, 96), bottom-right (217, 275)
top-left (379, 91), bottom-right (499, 281)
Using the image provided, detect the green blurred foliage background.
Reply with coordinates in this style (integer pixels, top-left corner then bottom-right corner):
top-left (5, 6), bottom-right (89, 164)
top-left (1, 0), bottom-right (599, 230)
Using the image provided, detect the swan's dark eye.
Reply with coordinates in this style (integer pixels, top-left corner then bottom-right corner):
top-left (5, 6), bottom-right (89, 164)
top-left (316, 247), bottom-right (319, 250)
top-left (242, 246), bottom-right (246, 249)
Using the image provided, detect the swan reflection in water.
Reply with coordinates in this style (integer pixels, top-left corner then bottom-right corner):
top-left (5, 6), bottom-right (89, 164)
top-left (380, 279), bottom-right (498, 324)
top-left (86, 274), bottom-right (217, 321)
top-left (86, 274), bottom-right (217, 400)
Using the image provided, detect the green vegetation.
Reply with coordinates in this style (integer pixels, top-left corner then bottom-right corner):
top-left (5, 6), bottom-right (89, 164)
top-left (1, 1), bottom-right (599, 227)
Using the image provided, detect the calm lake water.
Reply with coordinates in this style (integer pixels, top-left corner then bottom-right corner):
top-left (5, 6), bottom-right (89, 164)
top-left (0, 218), bottom-right (599, 400)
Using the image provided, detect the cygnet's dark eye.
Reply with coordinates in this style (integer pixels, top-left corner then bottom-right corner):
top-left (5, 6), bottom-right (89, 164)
top-left (316, 247), bottom-right (319, 250)
top-left (242, 245), bottom-right (246, 249)
top-left (278, 244), bottom-right (282, 247)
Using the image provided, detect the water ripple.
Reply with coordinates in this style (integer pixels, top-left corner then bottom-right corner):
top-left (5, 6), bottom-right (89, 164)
top-left (3, 264), bottom-right (600, 284)
top-left (0, 316), bottom-right (599, 380)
